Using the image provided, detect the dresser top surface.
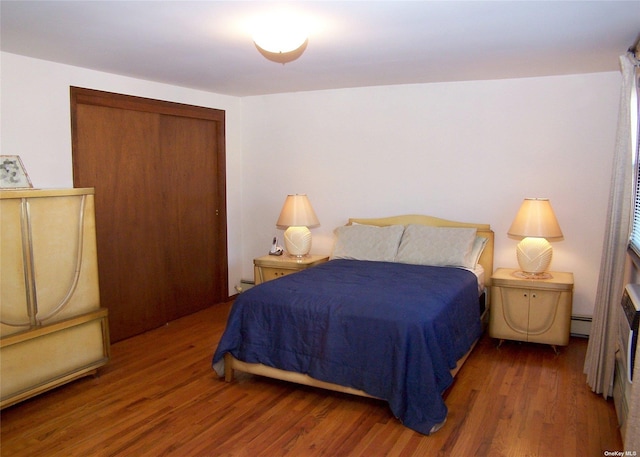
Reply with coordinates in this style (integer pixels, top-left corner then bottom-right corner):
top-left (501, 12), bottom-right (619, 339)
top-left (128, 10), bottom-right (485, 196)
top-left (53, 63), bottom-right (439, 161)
top-left (0, 188), bottom-right (95, 199)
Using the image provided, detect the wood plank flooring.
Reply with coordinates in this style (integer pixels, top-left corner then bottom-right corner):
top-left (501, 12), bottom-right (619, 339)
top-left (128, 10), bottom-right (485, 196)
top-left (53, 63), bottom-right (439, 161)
top-left (1, 300), bottom-right (623, 456)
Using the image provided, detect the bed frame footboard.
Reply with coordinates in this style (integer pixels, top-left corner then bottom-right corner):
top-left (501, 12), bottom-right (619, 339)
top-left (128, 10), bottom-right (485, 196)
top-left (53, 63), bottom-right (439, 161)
top-left (222, 336), bottom-right (479, 399)
top-left (224, 352), bottom-right (377, 398)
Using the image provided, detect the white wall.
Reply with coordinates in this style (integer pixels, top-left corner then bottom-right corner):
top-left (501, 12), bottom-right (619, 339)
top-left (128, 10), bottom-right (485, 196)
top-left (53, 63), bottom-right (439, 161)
top-left (241, 72), bottom-right (621, 317)
top-left (1, 51), bottom-right (621, 317)
top-left (0, 52), bottom-right (245, 295)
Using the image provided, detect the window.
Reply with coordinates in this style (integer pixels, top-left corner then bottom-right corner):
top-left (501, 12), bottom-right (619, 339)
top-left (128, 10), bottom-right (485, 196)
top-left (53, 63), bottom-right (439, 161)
top-left (628, 65), bottom-right (640, 256)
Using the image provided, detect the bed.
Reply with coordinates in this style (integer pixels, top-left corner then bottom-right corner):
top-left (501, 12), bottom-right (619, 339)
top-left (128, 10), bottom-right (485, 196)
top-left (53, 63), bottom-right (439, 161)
top-left (212, 214), bottom-right (494, 434)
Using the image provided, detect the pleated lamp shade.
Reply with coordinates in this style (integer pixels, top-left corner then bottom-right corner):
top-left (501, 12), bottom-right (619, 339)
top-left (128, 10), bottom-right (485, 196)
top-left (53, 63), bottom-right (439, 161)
top-left (276, 194), bottom-right (319, 257)
top-left (508, 198), bottom-right (563, 277)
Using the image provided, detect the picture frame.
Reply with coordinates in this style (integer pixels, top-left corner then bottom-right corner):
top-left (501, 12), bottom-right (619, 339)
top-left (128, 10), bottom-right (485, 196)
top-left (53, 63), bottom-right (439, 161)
top-left (1, 155), bottom-right (33, 189)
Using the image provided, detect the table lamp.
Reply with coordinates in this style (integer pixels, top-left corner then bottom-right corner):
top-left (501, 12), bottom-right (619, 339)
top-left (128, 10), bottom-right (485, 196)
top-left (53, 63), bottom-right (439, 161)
top-left (507, 198), bottom-right (563, 279)
top-left (276, 194), bottom-right (320, 257)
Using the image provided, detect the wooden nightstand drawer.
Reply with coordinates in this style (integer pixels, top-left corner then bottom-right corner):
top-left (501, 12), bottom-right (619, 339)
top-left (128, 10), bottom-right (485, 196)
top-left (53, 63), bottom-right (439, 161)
top-left (253, 254), bottom-right (329, 285)
top-left (260, 267), bottom-right (297, 282)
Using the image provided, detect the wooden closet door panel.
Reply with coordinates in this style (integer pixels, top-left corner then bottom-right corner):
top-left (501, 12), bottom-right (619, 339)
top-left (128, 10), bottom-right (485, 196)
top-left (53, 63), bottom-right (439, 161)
top-left (75, 105), bottom-right (169, 340)
top-left (72, 87), bottom-right (228, 342)
top-left (158, 114), bottom-right (221, 321)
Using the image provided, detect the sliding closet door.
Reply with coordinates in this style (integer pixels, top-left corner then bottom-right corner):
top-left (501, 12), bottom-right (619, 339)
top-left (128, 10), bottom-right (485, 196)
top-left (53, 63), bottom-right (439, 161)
top-left (158, 114), bottom-right (223, 322)
top-left (71, 88), bottom-right (227, 342)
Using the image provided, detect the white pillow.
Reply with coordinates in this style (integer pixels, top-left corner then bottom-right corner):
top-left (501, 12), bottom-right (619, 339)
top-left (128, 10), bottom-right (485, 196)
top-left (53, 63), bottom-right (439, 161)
top-left (468, 236), bottom-right (489, 269)
top-left (395, 225), bottom-right (477, 268)
top-left (330, 224), bottom-right (405, 261)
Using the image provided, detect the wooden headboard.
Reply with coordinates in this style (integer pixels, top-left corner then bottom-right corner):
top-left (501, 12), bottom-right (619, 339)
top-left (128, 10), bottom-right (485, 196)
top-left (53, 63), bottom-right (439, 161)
top-left (348, 214), bottom-right (494, 286)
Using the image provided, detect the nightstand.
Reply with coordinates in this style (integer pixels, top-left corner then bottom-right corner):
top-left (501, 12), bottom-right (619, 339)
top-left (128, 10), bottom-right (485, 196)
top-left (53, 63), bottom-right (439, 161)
top-left (490, 267), bottom-right (574, 351)
top-left (253, 254), bottom-right (329, 285)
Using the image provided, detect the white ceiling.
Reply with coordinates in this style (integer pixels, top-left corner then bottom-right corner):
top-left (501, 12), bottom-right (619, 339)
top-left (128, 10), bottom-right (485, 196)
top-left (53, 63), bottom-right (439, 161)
top-left (1, 1), bottom-right (638, 97)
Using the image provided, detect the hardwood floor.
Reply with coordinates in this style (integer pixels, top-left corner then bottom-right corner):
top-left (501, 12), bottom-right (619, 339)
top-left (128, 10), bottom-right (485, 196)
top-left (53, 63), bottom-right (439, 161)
top-left (1, 300), bottom-right (622, 456)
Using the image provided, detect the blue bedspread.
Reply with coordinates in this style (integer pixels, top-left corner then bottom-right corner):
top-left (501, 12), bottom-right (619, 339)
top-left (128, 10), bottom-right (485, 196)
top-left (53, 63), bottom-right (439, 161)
top-left (212, 259), bottom-right (482, 434)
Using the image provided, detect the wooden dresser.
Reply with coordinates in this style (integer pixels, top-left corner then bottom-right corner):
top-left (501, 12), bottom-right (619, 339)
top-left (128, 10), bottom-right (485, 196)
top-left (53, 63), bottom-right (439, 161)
top-left (0, 188), bottom-right (110, 408)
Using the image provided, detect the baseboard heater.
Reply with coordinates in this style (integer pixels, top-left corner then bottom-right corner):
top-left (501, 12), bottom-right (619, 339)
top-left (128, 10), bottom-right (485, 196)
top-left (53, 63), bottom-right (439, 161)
top-left (570, 315), bottom-right (592, 338)
top-left (234, 279), bottom-right (255, 294)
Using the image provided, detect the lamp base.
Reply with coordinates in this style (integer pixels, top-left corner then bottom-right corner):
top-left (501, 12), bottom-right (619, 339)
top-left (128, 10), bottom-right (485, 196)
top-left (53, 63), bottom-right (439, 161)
top-left (515, 236), bottom-right (553, 277)
top-left (283, 226), bottom-right (312, 257)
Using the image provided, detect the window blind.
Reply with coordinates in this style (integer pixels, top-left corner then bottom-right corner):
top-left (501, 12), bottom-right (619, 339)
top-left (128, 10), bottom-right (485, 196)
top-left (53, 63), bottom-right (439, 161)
top-left (628, 67), bottom-right (640, 255)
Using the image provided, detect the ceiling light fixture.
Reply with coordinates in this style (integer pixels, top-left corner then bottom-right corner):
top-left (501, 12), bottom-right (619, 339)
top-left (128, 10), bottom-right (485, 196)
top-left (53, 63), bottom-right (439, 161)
top-left (252, 12), bottom-right (308, 64)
